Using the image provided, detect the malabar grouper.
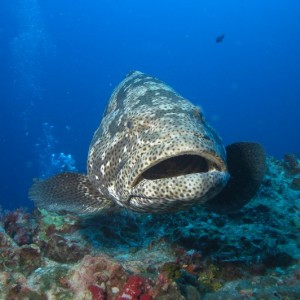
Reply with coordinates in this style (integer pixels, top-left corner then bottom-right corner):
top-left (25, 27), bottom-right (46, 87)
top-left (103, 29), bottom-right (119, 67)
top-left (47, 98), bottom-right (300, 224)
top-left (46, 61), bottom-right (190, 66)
top-left (29, 71), bottom-right (266, 214)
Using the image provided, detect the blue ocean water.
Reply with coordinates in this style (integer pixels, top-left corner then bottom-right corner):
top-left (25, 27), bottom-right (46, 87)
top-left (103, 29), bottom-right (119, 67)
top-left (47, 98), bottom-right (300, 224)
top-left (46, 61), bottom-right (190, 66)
top-left (0, 0), bottom-right (299, 210)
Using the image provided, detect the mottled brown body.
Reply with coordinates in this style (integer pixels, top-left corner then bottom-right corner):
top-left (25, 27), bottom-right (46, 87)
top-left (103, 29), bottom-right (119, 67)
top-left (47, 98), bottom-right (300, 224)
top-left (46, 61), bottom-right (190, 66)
top-left (87, 71), bottom-right (228, 212)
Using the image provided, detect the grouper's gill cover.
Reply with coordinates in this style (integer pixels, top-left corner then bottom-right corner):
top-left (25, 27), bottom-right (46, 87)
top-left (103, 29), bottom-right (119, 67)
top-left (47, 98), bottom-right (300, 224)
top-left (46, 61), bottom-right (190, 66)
top-left (29, 71), bottom-right (229, 214)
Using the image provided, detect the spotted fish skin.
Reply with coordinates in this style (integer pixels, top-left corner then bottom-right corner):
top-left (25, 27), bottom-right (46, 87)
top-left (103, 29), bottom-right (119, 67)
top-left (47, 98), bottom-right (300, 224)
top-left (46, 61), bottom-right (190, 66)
top-left (87, 71), bottom-right (228, 213)
top-left (30, 71), bottom-right (229, 214)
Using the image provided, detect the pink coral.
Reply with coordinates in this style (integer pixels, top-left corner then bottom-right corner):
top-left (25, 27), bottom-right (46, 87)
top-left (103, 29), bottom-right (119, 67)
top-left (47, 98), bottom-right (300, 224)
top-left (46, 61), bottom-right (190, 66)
top-left (3, 209), bottom-right (36, 246)
top-left (118, 275), bottom-right (153, 300)
top-left (67, 255), bottom-right (128, 299)
top-left (88, 284), bottom-right (106, 300)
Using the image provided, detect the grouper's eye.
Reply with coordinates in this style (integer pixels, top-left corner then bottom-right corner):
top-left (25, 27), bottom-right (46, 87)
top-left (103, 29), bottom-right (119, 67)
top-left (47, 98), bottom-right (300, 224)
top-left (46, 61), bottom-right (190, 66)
top-left (125, 117), bottom-right (153, 131)
top-left (193, 107), bottom-right (205, 122)
top-left (126, 121), bottom-right (133, 129)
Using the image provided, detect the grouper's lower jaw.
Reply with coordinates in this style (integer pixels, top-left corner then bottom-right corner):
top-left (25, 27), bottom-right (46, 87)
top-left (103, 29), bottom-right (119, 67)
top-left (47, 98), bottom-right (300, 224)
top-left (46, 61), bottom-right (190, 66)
top-left (127, 171), bottom-right (229, 213)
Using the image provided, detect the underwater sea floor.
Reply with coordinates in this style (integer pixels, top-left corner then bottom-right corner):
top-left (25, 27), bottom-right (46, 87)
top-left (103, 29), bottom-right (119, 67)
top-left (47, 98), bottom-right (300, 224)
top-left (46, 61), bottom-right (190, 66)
top-left (1, 155), bottom-right (300, 300)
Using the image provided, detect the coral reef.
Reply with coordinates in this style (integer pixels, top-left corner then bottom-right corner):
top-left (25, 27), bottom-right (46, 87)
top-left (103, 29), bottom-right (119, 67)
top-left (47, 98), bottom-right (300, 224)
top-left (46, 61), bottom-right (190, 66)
top-left (284, 153), bottom-right (300, 175)
top-left (0, 154), bottom-right (300, 299)
top-left (2, 208), bottom-right (37, 246)
top-left (291, 178), bottom-right (300, 191)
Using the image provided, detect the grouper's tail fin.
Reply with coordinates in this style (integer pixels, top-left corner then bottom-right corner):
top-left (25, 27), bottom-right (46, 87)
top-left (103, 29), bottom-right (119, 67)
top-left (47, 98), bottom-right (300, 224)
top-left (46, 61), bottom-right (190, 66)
top-left (205, 142), bottom-right (266, 214)
top-left (29, 173), bottom-right (116, 215)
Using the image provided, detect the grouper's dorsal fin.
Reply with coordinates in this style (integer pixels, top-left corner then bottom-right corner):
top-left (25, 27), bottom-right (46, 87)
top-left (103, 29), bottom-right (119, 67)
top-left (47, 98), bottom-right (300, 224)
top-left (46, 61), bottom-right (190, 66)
top-left (205, 142), bottom-right (266, 214)
top-left (29, 173), bottom-right (116, 215)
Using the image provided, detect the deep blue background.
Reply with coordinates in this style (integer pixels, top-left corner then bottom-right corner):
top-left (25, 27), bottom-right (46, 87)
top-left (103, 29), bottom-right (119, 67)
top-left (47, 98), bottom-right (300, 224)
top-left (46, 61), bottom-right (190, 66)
top-left (1, 0), bottom-right (299, 210)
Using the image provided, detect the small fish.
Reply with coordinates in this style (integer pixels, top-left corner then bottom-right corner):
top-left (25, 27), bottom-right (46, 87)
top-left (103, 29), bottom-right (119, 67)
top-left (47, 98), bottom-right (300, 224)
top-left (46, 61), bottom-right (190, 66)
top-left (216, 34), bottom-right (225, 43)
top-left (29, 71), bottom-right (265, 214)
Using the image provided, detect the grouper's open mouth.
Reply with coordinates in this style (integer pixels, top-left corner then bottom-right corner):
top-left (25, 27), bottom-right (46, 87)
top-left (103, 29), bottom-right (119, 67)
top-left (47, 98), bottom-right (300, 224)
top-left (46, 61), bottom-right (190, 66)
top-left (125, 148), bottom-right (229, 213)
top-left (133, 152), bottom-right (225, 186)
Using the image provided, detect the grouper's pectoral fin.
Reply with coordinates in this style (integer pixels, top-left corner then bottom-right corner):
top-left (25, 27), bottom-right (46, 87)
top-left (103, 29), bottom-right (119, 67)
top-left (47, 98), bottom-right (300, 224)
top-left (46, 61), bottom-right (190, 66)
top-left (29, 173), bottom-right (116, 215)
top-left (205, 142), bottom-right (266, 214)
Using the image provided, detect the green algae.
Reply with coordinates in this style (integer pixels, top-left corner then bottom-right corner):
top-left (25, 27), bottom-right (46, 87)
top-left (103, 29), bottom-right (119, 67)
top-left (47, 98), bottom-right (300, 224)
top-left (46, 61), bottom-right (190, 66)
top-left (161, 262), bottom-right (181, 279)
top-left (198, 264), bottom-right (223, 292)
top-left (39, 209), bottom-right (78, 230)
top-left (38, 209), bottom-right (79, 241)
